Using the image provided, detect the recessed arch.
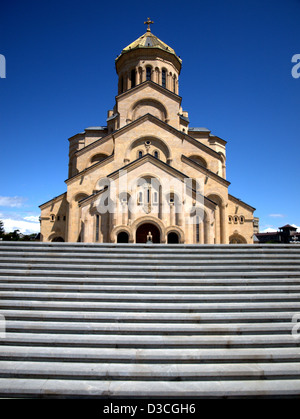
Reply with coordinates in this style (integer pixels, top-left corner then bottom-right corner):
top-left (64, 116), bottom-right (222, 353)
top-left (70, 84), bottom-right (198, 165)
top-left (127, 98), bottom-right (169, 123)
top-left (229, 233), bottom-right (247, 244)
top-left (51, 236), bottom-right (65, 242)
top-left (131, 216), bottom-right (166, 243)
top-left (117, 231), bottom-right (129, 243)
top-left (89, 153), bottom-right (109, 166)
top-left (188, 154), bottom-right (208, 169)
top-left (167, 231), bottom-right (179, 244)
top-left (165, 225), bottom-right (185, 244)
top-left (124, 136), bottom-right (172, 164)
top-left (136, 222), bottom-right (160, 243)
top-left (73, 193), bottom-right (89, 204)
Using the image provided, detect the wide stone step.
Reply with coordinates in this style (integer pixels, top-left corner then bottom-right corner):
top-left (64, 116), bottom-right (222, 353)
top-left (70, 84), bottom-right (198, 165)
top-left (2, 332), bottom-right (299, 348)
top-left (1, 298), bottom-right (299, 315)
top-left (0, 298), bottom-right (299, 312)
top-left (1, 290), bottom-right (300, 302)
top-left (0, 284), bottom-right (300, 299)
top-left (2, 251), bottom-right (300, 260)
top-left (2, 318), bottom-right (294, 334)
top-left (0, 262), bottom-right (299, 272)
top-left (1, 310), bottom-right (295, 326)
top-left (1, 361), bottom-right (300, 380)
top-left (1, 258), bottom-right (300, 269)
top-left (1, 377), bottom-right (300, 398)
top-left (1, 269), bottom-right (299, 279)
top-left (1, 275), bottom-right (300, 285)
top-left (1, 346), bottom-right (300, 362)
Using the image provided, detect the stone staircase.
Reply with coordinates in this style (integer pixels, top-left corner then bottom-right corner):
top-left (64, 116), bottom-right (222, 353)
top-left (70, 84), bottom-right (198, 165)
top-left (0, 242), bottom-right (300, 398)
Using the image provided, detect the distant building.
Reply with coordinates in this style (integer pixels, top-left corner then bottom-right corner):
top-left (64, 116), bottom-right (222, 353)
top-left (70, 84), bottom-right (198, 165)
top-left (255, 225), bottom-right (300, 244)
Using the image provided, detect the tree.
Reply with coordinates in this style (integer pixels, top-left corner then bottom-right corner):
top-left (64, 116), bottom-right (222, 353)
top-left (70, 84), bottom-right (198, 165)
top-left (0, 220), bottom-right (5, 238)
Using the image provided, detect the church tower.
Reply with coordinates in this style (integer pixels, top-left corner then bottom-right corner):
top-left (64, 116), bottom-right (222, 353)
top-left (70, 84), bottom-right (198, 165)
top-left (39, 20), bottom-right (257, 244)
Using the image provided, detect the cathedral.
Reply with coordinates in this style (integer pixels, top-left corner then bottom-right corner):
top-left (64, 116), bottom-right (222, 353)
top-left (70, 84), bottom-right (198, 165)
top-left (40, 19), bottom-right (258, 244)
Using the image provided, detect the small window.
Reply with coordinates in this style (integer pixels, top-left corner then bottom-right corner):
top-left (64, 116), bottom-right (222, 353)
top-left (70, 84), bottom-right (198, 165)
top-left (240, 216), bottom-right (245, 224)
top-left (57, 215), bottom-right (60, 221)
top-left (138, 150), bottom-right (143, 159)
top-left (63, 216), bottom-right (66, 221)
top-left (153, 191), bottom-right (158, 204)
top-left (146, 67), bottom-right (152, 81)
top-left (95, 214), bottom-right (100, 242)
top-left (234, 216), bottom-right (238, 224)
top-left (228, 216), bottom-right (232, 224)
top-left (131, 69), bottom-right (136, 88)
top-left (138, 191), bottom-right (143, 204)
top-left (162, 69), bottom-right (166, 88)
top-left (153, 150), bottom-right (159, 159)
top-left (196, 216), bottom-right (200, 243)
top-left (50, 214), bottom-right (55, 222)
top-left (173, 76), bottom-right (176, 93)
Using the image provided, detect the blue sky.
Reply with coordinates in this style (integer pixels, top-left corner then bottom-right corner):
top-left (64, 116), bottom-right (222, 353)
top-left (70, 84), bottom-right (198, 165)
top-left (0, 0), bottom-right (299, 234)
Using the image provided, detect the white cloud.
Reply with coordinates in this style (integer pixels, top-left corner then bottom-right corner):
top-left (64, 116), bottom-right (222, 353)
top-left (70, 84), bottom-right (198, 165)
top-left (24, 216), bottom-right (40, 223)
top-left (291, 224), bottom-right (300, 232)
top-left (260, 227), bottom-right (278, 233)
top-left (269, 214), bottom-right (285, 218)
top-left (2, 218), bottom-right (40, 235)
top-left (0, 196), bottom-right (27, 208)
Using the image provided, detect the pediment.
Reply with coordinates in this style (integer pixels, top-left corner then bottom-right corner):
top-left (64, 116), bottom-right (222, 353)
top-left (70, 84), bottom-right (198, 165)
top-left (79, 153), bottom-right (217, 209)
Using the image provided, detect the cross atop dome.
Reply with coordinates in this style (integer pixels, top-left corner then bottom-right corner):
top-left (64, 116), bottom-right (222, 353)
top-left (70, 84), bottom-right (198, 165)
top-left (144, 17), bottom-right (154, 32)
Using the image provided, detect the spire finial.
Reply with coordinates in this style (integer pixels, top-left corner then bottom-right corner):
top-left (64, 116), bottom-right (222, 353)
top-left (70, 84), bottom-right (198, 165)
top-left (144, 17), bottom-right (154, 32)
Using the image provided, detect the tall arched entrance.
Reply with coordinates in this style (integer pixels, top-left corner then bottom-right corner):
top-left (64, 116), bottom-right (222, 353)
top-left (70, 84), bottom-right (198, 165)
top-left (136, 223), bottom-right (160, 243)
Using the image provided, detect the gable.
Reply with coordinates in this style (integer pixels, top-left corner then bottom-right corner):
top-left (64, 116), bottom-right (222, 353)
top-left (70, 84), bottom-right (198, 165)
top-left (79, 154), bottom-right (217, 211)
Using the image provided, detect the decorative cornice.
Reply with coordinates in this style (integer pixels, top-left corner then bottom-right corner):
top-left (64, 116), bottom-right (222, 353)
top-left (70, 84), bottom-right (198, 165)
top-left (182, 155), bottom-right (230, 187)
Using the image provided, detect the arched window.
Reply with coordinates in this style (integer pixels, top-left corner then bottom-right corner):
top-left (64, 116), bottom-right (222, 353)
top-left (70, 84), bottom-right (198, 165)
top-left (138, 150), bottom-right (143, 159)
top-left (173, 76), bottom-right (176, 93)
top-left (153, 150), bottom-right (159, 159)
top-left (228, 215), bottom-right (233, 224)
top-left (240, 216), bottom-right (245, 224)
top-left (146, 67), bottom-right (152, 81)
top-left (162, 69), bottom-right (166, 88)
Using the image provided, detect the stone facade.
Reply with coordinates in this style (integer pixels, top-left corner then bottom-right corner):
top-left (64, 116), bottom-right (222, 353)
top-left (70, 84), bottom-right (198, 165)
top-left (40, 24), bottom-right (257, 244)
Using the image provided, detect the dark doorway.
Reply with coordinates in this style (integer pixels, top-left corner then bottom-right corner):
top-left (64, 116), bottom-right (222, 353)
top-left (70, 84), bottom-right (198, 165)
top-left (117, 231), bottom-right (129, 243)
top-left (52, 237), bottom-right (65, 242)
top-left (136, 223), bottom-right (160, 243)
top-left (167, 232), bottom-right (179, 244)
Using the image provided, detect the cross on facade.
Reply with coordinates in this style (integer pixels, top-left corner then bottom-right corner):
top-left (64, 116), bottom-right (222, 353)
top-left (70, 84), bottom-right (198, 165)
top-left (144, 17), bottom-right (154, 32)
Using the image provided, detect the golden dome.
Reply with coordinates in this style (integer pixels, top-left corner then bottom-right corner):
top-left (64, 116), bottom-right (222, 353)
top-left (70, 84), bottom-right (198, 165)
top-left (116, 31), bottom-right (182, 65)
